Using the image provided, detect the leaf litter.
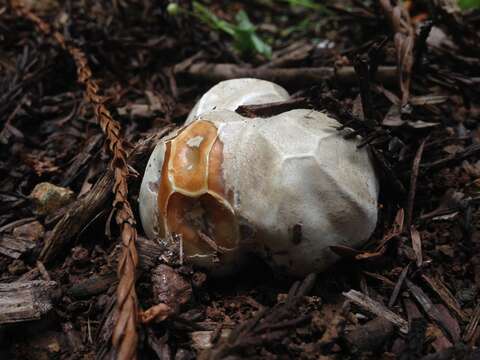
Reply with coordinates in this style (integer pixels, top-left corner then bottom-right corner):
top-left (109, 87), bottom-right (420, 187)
top-left (1, 0), bottom-right (480, 359)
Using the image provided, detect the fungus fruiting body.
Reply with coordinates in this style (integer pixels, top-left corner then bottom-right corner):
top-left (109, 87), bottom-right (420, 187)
top-left (139, 79), bottom-right (379, 276)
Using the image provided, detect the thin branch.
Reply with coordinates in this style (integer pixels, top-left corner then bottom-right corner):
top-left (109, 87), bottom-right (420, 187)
top-left (174, 61), bottom-right (397, 87)
top-left (406, 137), bottom-right (427, 229)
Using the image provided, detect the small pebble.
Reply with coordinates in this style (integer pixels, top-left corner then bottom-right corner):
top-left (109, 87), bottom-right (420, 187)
top-left (30, 182), bottom-right (74, 216)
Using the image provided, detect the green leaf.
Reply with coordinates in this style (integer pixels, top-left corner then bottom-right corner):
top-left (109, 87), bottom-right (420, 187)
top-left (281, 0), bottom-right (320, 9)
top-left (458, 0), bottom-right (480, 9)
top-left (192, 3), bottom-right (271, 59)
top-left (249, 33), bottom-right (273, 58)
top-left (277, 0), bottom-right (327, 11)
top-left (192, 2), bottom-right (235, 35)
top-left (281, 18), bottom-right (311, 37)
top-left (232, 11), bottom-right (272, 58)
top-left (235, 10), bottom-right (255, 30)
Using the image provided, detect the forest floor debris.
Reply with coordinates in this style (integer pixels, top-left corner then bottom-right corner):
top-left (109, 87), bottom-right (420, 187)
top-left (1, 0), bottom-right (480, 358)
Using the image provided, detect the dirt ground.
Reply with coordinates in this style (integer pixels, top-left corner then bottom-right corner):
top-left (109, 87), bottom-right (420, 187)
top-left (1, 0), bottom-right (480, 359)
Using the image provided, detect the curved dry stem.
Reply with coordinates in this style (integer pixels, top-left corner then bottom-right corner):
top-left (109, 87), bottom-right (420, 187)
top-left (10, 1), bottom-right (139, 359)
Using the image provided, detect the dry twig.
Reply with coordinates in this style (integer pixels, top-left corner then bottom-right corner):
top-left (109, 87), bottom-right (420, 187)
top-left (406, 138), bottom-right (427, 228)
top-left (343, 289), bottom-right (409, 333)
top-left (174, 61), bottom-right (397, 87)
top-left (379, 0), bottom-right (415, 106)
top-left (236, 97), bottom-right (310, 118)
top-left (10, 1), bottom-right (139, 358)
top-left (388, 263), bottom-right (409, 307)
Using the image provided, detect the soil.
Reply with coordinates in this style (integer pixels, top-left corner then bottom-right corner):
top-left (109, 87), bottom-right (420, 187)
top-left (1, 0), bottom-right (480, 359)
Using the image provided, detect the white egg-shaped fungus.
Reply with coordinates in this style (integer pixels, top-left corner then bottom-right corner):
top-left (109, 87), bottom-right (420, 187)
top-left (139, 79), bottom-right (379, 276)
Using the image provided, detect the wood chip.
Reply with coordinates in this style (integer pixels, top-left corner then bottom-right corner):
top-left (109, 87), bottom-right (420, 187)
top-left (403, 298), bottom-right (423, 324)
top-left (343, 289), bottom-right (408, 333)
top-left (0, 234), bottom-right (36, 259)
top-left (411, 227), bottom-right (423, 267)
top-left (67, 272), bottom-right (117, 299)
top-left (363, 271), bottom-right (396, 287)
top-left (435, 304), bottom-right (461, 342)
top-left (110, 236), bottom-right (167, 271)
top-left (406, 280), bottom-right (459, 341)
top-left (190, 329), bottom-right (231, 350)
top-left (421, 274), bottom-right (466, 321)
top-left (388, 264), bottom-right (410, 307)
top-left (152, 264), bottom-right (192, 313)
top-left (344, 317), bottom-right (394, 351)
top-left (0, 280), bottom-right (57, 324)
top-left (377, 208), bottom-right (404, 250)
top-left (429, 324), bottom-right (453, 352)
top-left (12, 220), bottom-right (45, 242)
top-left (463, 302), bottom-right (480, 343)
